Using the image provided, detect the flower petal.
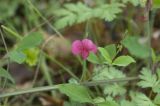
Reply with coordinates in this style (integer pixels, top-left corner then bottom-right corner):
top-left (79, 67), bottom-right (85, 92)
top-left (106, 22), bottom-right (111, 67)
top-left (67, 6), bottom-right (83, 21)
top-left (71, 40), bottom-right (82, 55)
top-left (81, 49), bottom-right (89, 60)
top-left (82, 39), bottom-right (97, 53)
top-left (90, 44), bottom-right (97, 53)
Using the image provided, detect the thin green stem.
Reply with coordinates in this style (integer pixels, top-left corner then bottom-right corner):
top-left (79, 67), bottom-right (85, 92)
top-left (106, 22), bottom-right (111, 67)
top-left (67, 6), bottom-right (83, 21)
top-left (81, 77), bottom-right (139, 86)
top-left (0, 85), bottom-right (59, 98)
top-left (145, 13), bottom-right (152, 69)
top-left (81, 60), bottom-right (87, 81)
top-left (0, 77), bottom-right (138, 98)
top-left (149, 89), bottom-right (153, 98)
top-left (150, 10), bottom-right (156, 73)
top-left (85, 20), bottom-right (90, 38)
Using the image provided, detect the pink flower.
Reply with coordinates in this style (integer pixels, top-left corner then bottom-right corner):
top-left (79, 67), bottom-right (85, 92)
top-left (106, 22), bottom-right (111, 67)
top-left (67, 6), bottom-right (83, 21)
top-left (71, 39), bottom-right (97, 60)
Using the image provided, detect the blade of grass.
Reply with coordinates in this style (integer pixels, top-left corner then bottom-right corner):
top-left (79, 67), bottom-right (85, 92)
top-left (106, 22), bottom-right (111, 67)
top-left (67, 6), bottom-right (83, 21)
top-left (44, 52), bottom-right (80, 81)
top-left (40, 56), bottom-right (55, 96)
top-left (1, 25), bottom-right (22, 40)
top-left (0, 26), bottom-right (10, 88)
top-left (27, 0), bottom-right (64, 39)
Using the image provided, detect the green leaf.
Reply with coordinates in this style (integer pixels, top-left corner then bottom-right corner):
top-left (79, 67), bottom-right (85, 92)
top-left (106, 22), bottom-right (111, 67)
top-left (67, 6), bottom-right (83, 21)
top-left (8, 50), bottom-right (26, 64)
top-left (103, 84), bottom-right (126, 96)
top-left (112, 56), bottom-right (135, 66)
top-left (17, 32), bottom-right (43, 51)
top-left (152, 49), bottom-right (156, 63)
top-left (54, 14), bottom-right (76, 29)
top-left (154, 94), bottom-right (160, 105)
top-left (87, 52), bottom-right (100, 64)
top-left (132, 93), bottom-right (156, 106)
top-left (137, 68), bottom-right (159, 89)
top-left (59, 84), bottom-right (93, 103)
top-left (157, 68), bottom-right (160, 79)
top-left (97, 100), bottom-right (119, 106)
top-left (54, 2), bottom-right (123, 29)
top-left (153, 0), bottom-right (160, 9)
top-left (93, 97), bottom-right (105, 104)
top-left (54, 2), bottom-right (91, 29)
top-left (152, 84), bottom-right (160, 93)
top-left (121, 36), bottom-right (150, 58)
top-left (98, 47), bottom-right (112, 64)
top-left (120, 100), bottom-right (135, 106)
top-left (92, 67), bottom-right (126, 97)
top-left (92, 66), bottom-right (126, 81)
top-left (23, 48), bottom-right (39, 66)
top-left (105, 44), bottom-right (117, 60)
top-left (0, 68), bottom-right (15, 83)
top-left (94, 3), bottom-right (123, 21)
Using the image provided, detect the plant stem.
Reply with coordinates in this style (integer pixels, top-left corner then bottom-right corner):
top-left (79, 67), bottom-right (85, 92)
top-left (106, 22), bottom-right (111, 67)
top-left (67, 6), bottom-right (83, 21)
top-left (145, 12), bottom-right (152, 69)
top-left (81, 60), bottom-right (87, 81)
top-left (81, 77), bottom-right (139, 86)
top-left (149, 89), bottom-right (153, 98)
top-left (0, 77), bottom-right (138, 98)
top-left (0, 85), bottom-right (59, 98)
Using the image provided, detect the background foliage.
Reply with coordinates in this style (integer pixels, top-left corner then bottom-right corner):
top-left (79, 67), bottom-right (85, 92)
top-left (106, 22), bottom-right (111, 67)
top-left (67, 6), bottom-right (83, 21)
top-left (0, 0), bottom-right (160, 106)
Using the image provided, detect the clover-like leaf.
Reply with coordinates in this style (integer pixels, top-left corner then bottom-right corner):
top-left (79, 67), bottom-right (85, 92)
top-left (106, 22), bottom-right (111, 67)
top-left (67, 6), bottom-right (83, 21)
top-left (112, 56), bottom-right (135, 66)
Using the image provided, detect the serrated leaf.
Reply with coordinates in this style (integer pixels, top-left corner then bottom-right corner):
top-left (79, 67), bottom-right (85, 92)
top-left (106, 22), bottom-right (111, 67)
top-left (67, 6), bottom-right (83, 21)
top-left (54, 2), bottom-right (123, 29)
top-left (97, 100), bottom-right (119, 106)
top-left (153, 84), bottom-right (160, 93)
top-left (54, 9), bottom-right (71, 16)
top-left (92, 66), bottom-right (126, 81)
top-left (154, 94), bottom-right (160, 105)
top-left (132, 93), bottom-right (156, 106)
top-left (64, 3), bottom-right (79, 12)
top-left (120, 100), bottom-right (135, 106)
top-left (87, 52), bottom-right (100, 64)
top-left (8, 50), bottom-right (26, 64)
top-left (137, 68), bottom-right (158, 89)
top-left (17, 32), bottom-right (43, 51)
top-left (104, 84), bottom-right (126, 96)
top-left (112, 56), bottom-right (135, 66)
top-left (54, 2), bottom-right (92, 29)
top-left (157, 68), bottom-right (160, 79)
top-left (92, 67), bottom-right (126, 97)
top-left (77, 11), bottom-right (92, 23)
top-left (105, 44), bottom-right (117, 60)
top-left (95, 3), bottom-right (123, 21)
top-left (0, 68), bottom-right (15, 83)
top-left (121, 36), bottom-right (150, 58)
top-left (93, 97), bottom-right (105, 104)
top-left (59, 84), bottom-right (93, 103)
top-left (54, 13), bottom-right (77, 29)
top-left (98, 47), bottom-right (112, 64)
